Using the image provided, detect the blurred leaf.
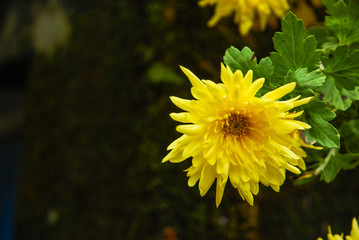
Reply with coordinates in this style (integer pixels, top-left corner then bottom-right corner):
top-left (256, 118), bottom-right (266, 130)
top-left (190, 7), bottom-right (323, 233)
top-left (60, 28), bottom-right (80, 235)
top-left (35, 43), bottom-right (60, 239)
top-left (270, 12), bottom-right (321, 79)
top-left (304, 100), bottom-right (340, 148)
top-left (322, 0), bottom-right (359, 45)
top-left (306, 26), bottom-right (330, 49)
top-left (340, 153), bottom-right (359, 170)
top-left (147, 63), bottom-right (183, 85)
top-left (320, 151), bottom-right (359, 183)
top-left (147, 2), bottom-right (164, 25)
top-left (342, 86), bottom-right (359, 101)
top-left (321, 37), bottom-right (340, 51)
top-left (320, 149), bottom-right (341, 183)
top-left (341, 119), bottom-right (359, 152)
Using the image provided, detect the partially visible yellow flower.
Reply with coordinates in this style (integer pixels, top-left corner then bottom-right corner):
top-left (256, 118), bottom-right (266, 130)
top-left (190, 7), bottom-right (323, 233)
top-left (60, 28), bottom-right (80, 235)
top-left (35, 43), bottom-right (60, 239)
top-left (318, 227), bottom-right (344, 240)
top-left (346, 218), bottom-right (359, 240)
top-left (318, 218), bottom-right (359, 240)
top-left (199, 0), bottom-right (289, 36)
top-left (163, 63), bottom-right (314, 206)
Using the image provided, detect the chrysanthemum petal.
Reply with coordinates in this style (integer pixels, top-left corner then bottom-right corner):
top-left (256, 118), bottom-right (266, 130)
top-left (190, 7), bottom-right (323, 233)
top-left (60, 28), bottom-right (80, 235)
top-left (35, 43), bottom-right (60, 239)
top-left (280, 95), bottom-right (301, 104)
top-left (242, 70), bottom-right (253, 91)
top-left (188, 174), bottom-right (200, 187)
top-left (170, 96), bottom-right (193, 111)
top-left (199, 164), bottom-right (217, 196)
top-left (180, 65), bottom-right (206, 91)
top-left (270, 185), bottom-right (280, 192)
top-left (176, 124), bottom-right (204, 135)
top-left (265, 162), bottom-right (286, 185)
top-left (228, 70), bottom-right (243, 98)
top-left (274, 119), bottom-right (311, 134)
top-left (348, 218), bottom-right (359, 240)
top-left (285, 163), bottom-right (301, 174)
top-left (204, 139), bottom-right (220, 164)
top-left (203, 80), bottom-right (225, 102)
top-left (237, 183), bottom-right (254, 206)
top-left (228, 166), bottom-right (240, 186)
top-left (162, 149), bottom-right (185, 163)
top-left (279, 145), bottom-right (300, 160)
top-left (220, 63), bottom-right (234, 88)
top-left (281, 110), bottom-right (304, 119)
top-left (183, 141), bottom-right (200, 158)
top-left (216, 158), bottom-right (230, 175)
top-left (297, 158), bottom-right (306, 170)
top-left (240, 168), bottom-right (251, 183)
top-left (186, 165), bottom-right (202, 186)
top-left (262, 82), bottom-right (296, 101)
top-left (170, 112), bottom-right (192, 123)
top-left (215, 178), bottom-right (226, 207)
top-left (247, 77), bottom-right (265, 97)
top-left (250, 181), bottom-right (259, 195)
top-left (167, 135), bottom-right (189, 150)
top-left (292, 96), bottom-right (314, 108)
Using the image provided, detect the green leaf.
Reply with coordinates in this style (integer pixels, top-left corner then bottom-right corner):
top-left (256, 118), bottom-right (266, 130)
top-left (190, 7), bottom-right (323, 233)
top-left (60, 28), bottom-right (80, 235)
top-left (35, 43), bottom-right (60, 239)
top-left (340, 153), bottom-right (359, 170)
top-left (306, 26), bottom-right (330, 49)
top-left (322, 0), bottom-right (359, 45)
top-left (320, 76), bottom-right (354, 110)
top-left (294, 149), bottom-right (323, 186)
top-left (342, 86), bottom-right (359, 101)
top-left (341, 119), bottom-right (359, 152)
top-left (321, 151), bottom-right (341, 183)
top-left (285, 68), bottom-right (326, 89)
top-left (320, 151), bottom-right (359, 183)
top-left (270, 12), bottom-right (321, 79)
top-left (322, 45), bottom-right (359, 90)
top-left (223, 46), bottom-right (274, 91)
top-left (304, 100), bottom-right (340, 148)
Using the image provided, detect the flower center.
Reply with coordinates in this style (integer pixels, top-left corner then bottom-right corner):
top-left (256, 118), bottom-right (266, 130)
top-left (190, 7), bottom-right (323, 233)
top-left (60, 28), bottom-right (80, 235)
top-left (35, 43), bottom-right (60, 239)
top-left (223, 113), bottom-right (249, 138)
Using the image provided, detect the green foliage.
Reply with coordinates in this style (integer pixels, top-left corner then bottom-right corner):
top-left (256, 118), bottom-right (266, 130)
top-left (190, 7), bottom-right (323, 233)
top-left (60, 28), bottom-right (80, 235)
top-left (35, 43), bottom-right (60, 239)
top-left (223, 46), bottom-right (274, 92)
top-left (223, 11), bottom-right (359, 184)
top-left (285, 68), bottom-right (325, 97)
top-left (303, 101), bottom-right (340, 148)
top-left (270, 12), bottom-right (321, 79)
top-left (322, 0), bottom-right (359, 45)
top-left (315, 149), bottom-right (359, 183)
top-left (341, 119), bottom-right (359, 152)
top-left (285, 69), bottom-right (325, 89)
top-left (16, 0), bottom-right (359, 239)
top-left (320, 76), bottom-right (359, 111)
top-left (306, 26), bottom-right (330, 49)
top-left (322, 45), bottom-right (359, 90)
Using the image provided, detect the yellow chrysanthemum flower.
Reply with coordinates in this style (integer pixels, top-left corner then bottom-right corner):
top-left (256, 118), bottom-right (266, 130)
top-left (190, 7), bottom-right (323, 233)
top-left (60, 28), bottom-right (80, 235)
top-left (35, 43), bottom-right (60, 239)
top-left (318, 218), bottom-right (359, 240)
top-left (199, 0), bottom-right (289, 36)
top-left (163, 63), bottom-right (314, 206)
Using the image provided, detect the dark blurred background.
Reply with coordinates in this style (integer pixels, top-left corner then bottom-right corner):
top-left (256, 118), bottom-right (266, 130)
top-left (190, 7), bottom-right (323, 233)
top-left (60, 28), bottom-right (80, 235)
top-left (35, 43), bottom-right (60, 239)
top-left (0, 0), bottom-right (358, 239)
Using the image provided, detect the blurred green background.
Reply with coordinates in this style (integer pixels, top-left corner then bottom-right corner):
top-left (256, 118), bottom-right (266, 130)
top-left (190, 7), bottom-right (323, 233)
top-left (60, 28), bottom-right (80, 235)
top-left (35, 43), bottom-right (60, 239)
top-left (0, 0), bottom-right (358, 239)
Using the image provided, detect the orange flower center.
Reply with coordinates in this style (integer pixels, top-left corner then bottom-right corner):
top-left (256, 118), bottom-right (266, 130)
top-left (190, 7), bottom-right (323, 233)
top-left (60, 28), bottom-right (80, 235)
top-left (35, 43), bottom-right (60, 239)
top-left (223, 113), bottom-right (249, 138)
